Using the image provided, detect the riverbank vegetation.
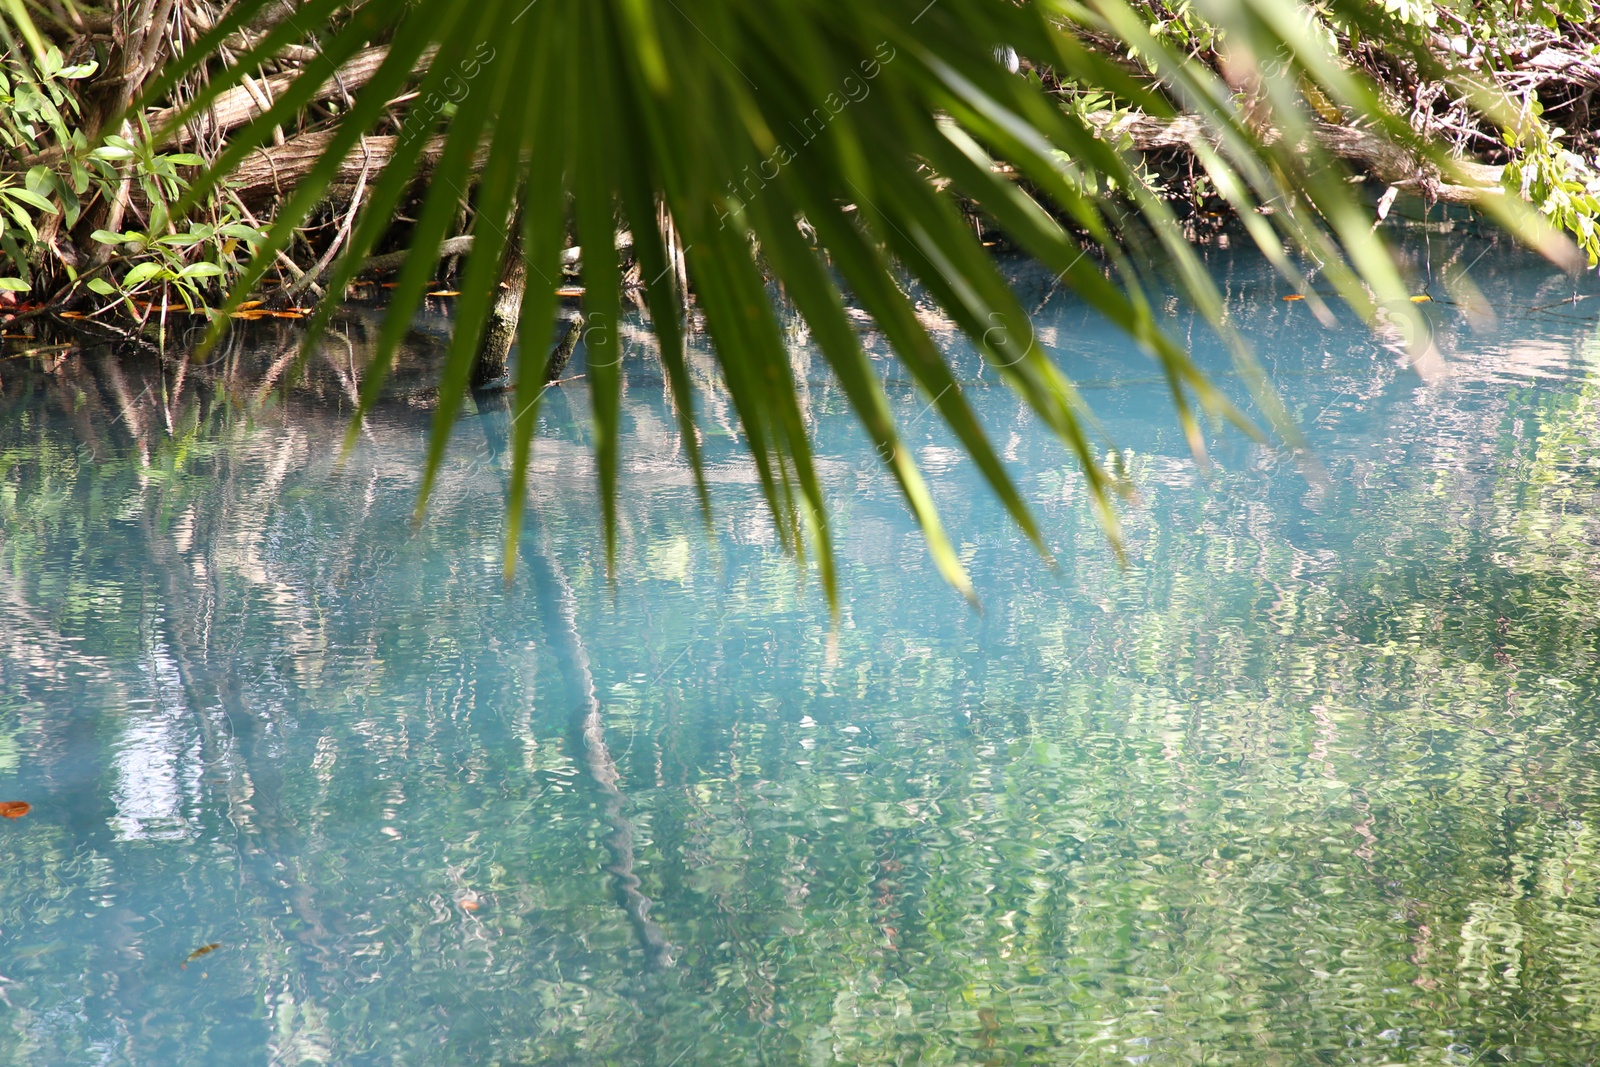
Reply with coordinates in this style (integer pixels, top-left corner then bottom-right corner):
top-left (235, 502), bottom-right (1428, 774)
top-left (1, 0), bottom-right (1598, 595)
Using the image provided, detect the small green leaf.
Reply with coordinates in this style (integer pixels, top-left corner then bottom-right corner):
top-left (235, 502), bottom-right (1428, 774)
top-left (4, 202), bottom-right (38, 242)
top-left (0, 277), bottom-right (29, 292)
top-left (178, 262), bottom-right (224, 279)
top-left (1, 187), bottom-right (55, 213)
top-left (122, 262), bottom-right (164, 288)
top-left (86, 277), bottom-right (116, 296)
top-left (218, 223), bottom-right (268, 243)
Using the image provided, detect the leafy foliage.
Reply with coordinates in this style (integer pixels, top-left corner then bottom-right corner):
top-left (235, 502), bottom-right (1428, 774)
top-left (0, 34), bottom-right (261, 306)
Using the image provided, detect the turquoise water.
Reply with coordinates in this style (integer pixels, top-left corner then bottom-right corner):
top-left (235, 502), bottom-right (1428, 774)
top-left (4, 233), bottom-right (1600, 1065)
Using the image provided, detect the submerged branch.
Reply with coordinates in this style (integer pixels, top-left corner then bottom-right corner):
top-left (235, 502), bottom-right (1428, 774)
top-left (359, 236), bottom-right (476, 276)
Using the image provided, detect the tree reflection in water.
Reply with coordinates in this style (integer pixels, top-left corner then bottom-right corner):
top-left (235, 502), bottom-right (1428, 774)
top-left (2, 237), bottom-right (1600, 1064)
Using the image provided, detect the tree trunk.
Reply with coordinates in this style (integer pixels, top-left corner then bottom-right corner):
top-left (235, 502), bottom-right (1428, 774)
top-left (470, 232), bottom-right (526, 390)
top-left (543, 315), bottom-right (583, 384)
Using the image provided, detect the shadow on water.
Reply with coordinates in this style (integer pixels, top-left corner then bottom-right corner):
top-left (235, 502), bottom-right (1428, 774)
top-left (2, 232), bottom-right (1600, 1064)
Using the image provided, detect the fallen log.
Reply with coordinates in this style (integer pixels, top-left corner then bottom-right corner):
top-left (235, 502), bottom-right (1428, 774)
top-left (150, 45), bottom-right (411, 149)
top-left (358, 230), bottom-right (634, 276)
top-left (152, 98), bottom-right (1506, 217)
top-left (224, 128), bottom-right (461, 209)
top-left (190, 109), bottom-right (1511, 282)
top-left (360, 235), bottom-right (476, 276)
top-left (1088, 112), bottom-right (1503, 204)
top-left (184, 2), bottom-right (331, 64)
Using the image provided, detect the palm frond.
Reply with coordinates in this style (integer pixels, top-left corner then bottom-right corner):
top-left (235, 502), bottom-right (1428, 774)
top-left (147, 0), bottom-right (1578, 605)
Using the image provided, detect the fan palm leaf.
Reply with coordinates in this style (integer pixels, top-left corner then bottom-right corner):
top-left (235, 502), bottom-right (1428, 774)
top-left (129, 0), bottom-right (1572, 604)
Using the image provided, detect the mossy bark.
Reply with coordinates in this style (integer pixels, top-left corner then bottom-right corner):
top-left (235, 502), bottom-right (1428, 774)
top-left (470, 225), bottom-right (584, 391)
top-left (470, 235), bottom-right (526, 391)
top-left (543, 314), bottom-right (583, 383)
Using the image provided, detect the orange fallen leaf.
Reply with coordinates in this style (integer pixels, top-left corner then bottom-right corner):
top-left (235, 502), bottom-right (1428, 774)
top-left (555, 286), bottom-right (585, 298)
top-left (57, 311), bottom-right (88, 320)
top-left (235, 300), bottom-right (264, 311)
top-left (264, 310), bottom-right (306, 319)
top-left (380, 282), bottom-right (400, 289)
top-left (230, 309), bottom-right (269, 320)
top-left (1282, 294), bottom-right (1305, 301)
top-left (0, 801), bottom-right (31, 819)
top-left (428, 290), bottom-right (461, 298)
top-left (1410, 294), bottom-right (1432, 303)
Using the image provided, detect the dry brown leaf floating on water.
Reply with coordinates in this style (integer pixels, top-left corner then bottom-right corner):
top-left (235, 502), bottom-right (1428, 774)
top-left (182, 943), bottom-right (222, 969)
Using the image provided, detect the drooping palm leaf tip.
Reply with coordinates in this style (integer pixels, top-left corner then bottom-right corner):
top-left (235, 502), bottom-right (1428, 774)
top-left (138, 0), bottom-right (1573, 606)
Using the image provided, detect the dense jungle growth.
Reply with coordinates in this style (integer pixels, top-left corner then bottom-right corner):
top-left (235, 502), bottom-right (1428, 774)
top-left (0, 0), bottom-right (1594, 308)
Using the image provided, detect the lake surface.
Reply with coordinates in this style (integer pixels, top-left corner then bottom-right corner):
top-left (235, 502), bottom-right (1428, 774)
top-left (4, 230), bottom-right (1600, 1065)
